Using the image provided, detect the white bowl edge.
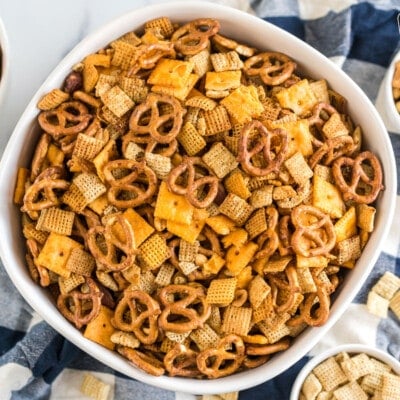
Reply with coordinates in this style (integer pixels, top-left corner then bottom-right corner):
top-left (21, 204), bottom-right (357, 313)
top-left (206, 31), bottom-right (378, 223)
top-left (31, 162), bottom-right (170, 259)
top-left (0, 1), bottom-right (397, 395)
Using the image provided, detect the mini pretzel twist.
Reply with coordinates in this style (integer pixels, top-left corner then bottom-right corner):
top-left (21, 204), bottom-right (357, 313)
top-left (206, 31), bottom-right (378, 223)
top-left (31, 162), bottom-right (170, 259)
top-left (196, 334), bottom-right (245, 378)
top-left (87, 213), bottom-right (137, 271)
top-left (38, 101), bottom-right (92, 138)
top-left (135, 42), bottom-right (176, 72)
top-left (129, 93), bottom-right (184, 144)
top-left (290, 205), bottom-right (336, 257)
top-left (332, 151), bottom-right (384, 204)
top-left (243, 52), bottom-right (296, 86)
top-left (158, 284), bottom-right (211, 333)
top-left (308, 102), bottom-right (339, 147)
top-left (255, 206), bottom-right (279, 260)
top-left (112, 290), bottom-right (161, 345)
top-left (164, 343), bottom-right (201, 377)
top-left (238, 120), bottom-right (288, 177)
top-left (122, 132), bottom-right (178, 158)
top-left (167, 156), bottom-right (219, 208)
top-left (57, 277), bottom-right (103, 329)
top-left (172, 18), bottom-right (220, 55)
top-left (103, 159), bottom-right (158, 209)
top-left (117, 346), bottom-right (165, 376)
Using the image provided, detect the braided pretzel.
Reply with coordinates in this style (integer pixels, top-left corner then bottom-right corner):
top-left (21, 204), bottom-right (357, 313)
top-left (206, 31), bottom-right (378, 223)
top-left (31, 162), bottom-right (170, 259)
top-left (117, 346), bottom-right (165, 376)
top-left (172, 18), bottom-right (220, 55)
top-left (103, 159), bottom-right (158, 209)
top-left (158, 284), bottom-right (211, 333)
top-left (196, 334), bottom-right (245, 378)
top-left (129, 93), bottom-right (184, 144)
top-left (309, 135), bottom-right (356, 169)
top-left (255, 206), bottom-right (279, 260)
top-left (164, 343), bottom-right (201, 377)
top-left (167, 156), bottom-right (219, 208)
top-left (290, 205), bottom-right (336, 257)
top-left (112, 290), bottom-right (161, 344)
top-left (57, 277), bottom-right (103, 329)
top-left (87, 214), bottom-right (137, 271)
top-left (244, 52), bottom-right (296, 86)
top-left (238, 120), bottom-right (288, 177)
top-left (38, 101), bottom-right (92, 138)
top-left (332, 151), bottom-right (384, 204)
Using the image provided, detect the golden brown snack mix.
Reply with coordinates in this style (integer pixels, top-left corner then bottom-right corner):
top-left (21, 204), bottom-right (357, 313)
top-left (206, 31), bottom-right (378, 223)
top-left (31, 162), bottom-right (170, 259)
top-left (15, 17), bottom-right (384, 379)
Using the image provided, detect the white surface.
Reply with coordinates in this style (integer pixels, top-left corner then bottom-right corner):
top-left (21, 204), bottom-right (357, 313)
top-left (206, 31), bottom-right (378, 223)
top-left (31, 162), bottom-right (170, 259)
top-left (0, 16), bottom-right (9, 109)
top-left (0, 0), bottom-right (397, 396)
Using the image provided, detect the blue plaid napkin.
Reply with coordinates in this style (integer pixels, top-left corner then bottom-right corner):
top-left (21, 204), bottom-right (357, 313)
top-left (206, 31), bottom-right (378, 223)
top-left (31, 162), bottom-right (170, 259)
top-left (1, 1), bottom-right (399, 399)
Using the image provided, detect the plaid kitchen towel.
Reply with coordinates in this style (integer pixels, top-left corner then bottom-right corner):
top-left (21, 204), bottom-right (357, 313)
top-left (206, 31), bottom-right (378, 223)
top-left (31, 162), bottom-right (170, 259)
top-left (0, 0), bottom-right (399, 399)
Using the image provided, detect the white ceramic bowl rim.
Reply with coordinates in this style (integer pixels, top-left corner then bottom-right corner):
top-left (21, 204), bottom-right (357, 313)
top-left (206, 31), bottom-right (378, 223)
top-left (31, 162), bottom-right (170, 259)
top-left (385, 51), bottom-right (400, 122)
top-left (290, 344), bottom-right (400, 400)
top-left (0, 1), bottom-right (396, 395)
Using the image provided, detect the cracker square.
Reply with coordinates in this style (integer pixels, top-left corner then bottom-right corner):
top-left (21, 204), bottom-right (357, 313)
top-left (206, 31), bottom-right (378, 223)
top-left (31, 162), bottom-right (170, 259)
top-left (148, 59), bottom-right (194, 88)
top-left (122, 208), bottom-right (154, 247)
top-left (334, 206), bottom-right (357, 243)
top-left (205, 70), bottom-right (241, 92)
top-left (225, 241), bottom-right (258, 276)
top-left (356, 204), bottom-right (376, 233)
top-left (83, 305), bottom-right (115, 351)
top-left (152, 73), bottom-right (199, 101)
top-left (224, 169), bottom-right (251, 200)
top-left (202, 142), bottom-right (238, 179)
top-left (222, 305), bottom-right (252, 336)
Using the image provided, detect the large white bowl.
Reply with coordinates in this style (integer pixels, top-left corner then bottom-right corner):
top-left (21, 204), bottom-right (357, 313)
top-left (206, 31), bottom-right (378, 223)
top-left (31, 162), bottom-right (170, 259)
top-left (0, 16), bottom-right (9, 107)
top-left (0, 2), bottom-right (396, 395)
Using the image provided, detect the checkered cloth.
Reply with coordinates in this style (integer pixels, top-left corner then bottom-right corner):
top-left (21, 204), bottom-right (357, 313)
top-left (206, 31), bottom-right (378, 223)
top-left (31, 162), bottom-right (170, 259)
top-left (1, 1), bottom-right (399, 399)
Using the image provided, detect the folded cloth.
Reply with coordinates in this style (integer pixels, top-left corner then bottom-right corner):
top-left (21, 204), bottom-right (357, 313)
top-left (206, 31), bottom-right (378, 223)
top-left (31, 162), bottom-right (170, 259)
top-left (1, 1), bottom-right (399, 399)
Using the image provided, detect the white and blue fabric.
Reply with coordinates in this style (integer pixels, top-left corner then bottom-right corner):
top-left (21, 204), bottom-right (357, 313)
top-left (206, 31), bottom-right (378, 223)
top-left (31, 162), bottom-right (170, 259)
top-left (0, 1), bottom-right (399, 399)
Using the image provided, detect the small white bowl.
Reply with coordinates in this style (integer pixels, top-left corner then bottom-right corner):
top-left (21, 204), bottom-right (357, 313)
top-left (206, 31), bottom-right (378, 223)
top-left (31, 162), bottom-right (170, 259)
top-left (0, 1), bottom-right (396, 395)
top-left (375, 50), bottom-right (400, 134)
top-left (0, 16), bottom-right (10, 107)
top-left (290, 344), bottom-right (400, 400)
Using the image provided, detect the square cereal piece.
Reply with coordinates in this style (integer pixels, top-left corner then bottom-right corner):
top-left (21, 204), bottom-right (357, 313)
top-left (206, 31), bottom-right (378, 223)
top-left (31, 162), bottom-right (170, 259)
top-left (372, 271), bottom-right (400, 300)
top-left (275, 79), bottom-right (318, 116)
top-left (357, 204), bottom-right (376, 233)
top-left (110, 39), bottom-right (138, 70)
top-left (144, 152), bottom-right (171, 180)
top-left (361, 357), bottom-right (392, 394)
top-left (249, 185), bottom-right (274, 209)
top-left (36, 207), bottom-right (75, 236)
top-left (301, 372), bottom-right (322, 400)
top-left (167, 209), bottom-right (208, 244)
top-left (58, 273), bottom-right (85, 294)
top-left (248, 275), bottom-right (271, 310)
top-left (322, 112), bottom-right (349, 139)
top-left (83, 305), bottom-right (115, 351)
top-left (62, 183), bottom-right (88, 213)
top-left (73, 173), bottom-right (107, 204)
top-left (284, 152), bottom-right (313, 185)
top-left (222, 305), bottom-right (252, 336)
top-left (101, 85), bottom-right (135, 117)
top-left (154, 263), bottom-right (175, 287)
top-left (144, 16), bottom-right (175, 38)
top-left (178, 261), bottom-right (198, 276)
top-left (224, 169), bottom-right (251, 200)
top-left (205, 70), bottom-right (241, 92)
top-left (245, 208), bottom-right (267, 239)
top-left (312, 356), bottom-right (348, 392)
top-left (260, 97), bottom-right (281, 121)
top-left (389, 290), bottom-right (400, 319)
top-left (219, 193), bottom-right (254, 226)
top-left (119, 76), bottom-right (148, 103)
top-left (95, 73), bottom-right (117, 98)
top-left (210, 51), bottom-right (244, 72)
top-left (310, 79), bottom-right (330, 104)
top-left (202, 142), bottom-right (238, 179)
top-left (65, 247), bottom-right (96, 276)
top-left (139, 270), bottom-right (157, 294)
top-left (221, 85), bottom-right (264, 124)
top-left (201, 105), bottom-right (232, 135)
top-left (297, 267), bottom-right (317, 293)
top-left (203, 253), bottom-right (225, 275)
top-left (336, 235), bottom-right (361, 264)
top-left (185, 94), bottom-right (217, 111)
top-left (188, 48), bottom-right (211, 78)
top-left (80, 373), bottom-right (111, 400)
top-left (148, 59), bottom-right (194, 88)
top-left (190, 324), bottom-right (220, 351)
top-left (177, 121), bottom-right (207, 156)
top-left (139, 233), bottom-right (170, 270)
top-left (340, 353), bottom-right (375, 381)
top-left (206, 278), bottom-right (237, 307)
top-left (37, 88), bottom-right (70, 111)
top-left (333, 381), bottom-right (368, 400)
top-left (179, 239), bottom-right (199, 263)
top-left (381, 372), bottom-right (400, 400)
top-left (367, 290), bottom-right (389, 318)
top-left (110, 331), bottom-right (140, 349)
top-left (73, 133), bottom-right (105, 161)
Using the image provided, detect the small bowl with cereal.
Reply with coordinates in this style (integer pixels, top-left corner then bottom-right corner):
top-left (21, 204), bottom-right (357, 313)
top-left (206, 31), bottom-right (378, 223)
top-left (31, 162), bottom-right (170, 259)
top-left (290, 344), bottom-right (400, 400)
top-left (0, 1), bottom-right (397, 395)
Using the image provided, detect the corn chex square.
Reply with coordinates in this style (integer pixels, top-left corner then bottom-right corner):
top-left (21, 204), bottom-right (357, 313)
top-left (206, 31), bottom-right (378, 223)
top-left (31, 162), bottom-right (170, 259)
top-left (221, 305), bottom-right (252, 336)
top-left (206, 278), bottom-right (237, 306)
top-left (202, 142), bottom-right (238, 179)
top-left (139, 233), bottom-right (170, 270)
top-left (284, 152), bottom-right (313, 185)
top-left (73, 133), bottom-right (105, 161)
top-left (36, 207), bottom-right (75, 236)
top-left (201, 105), bottom-right (232, 135)
top-left (190, 324), bottom-right (220, 351)
top-left (65, 247), bottom-right (96, 276)
top-left (73, 173), bottom-right (107, 203)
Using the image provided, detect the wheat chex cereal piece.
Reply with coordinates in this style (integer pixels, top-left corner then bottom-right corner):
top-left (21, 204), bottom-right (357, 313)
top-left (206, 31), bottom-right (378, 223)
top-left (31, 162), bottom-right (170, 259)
top-left (144, 152), bottom-right (171, 180)
top-left (340, 353), bottom-right (375, 381)
top-left (177, 121), bottom-right (207, 156)
top-left (389, 290), bottom-right (400, 318)
top-left (148, 59), bottom-right (194, 88)
top-left (185, 94), bottom-right (217, 111)
top-left (37, 89), bottom-right (69, 110)
top-left (81, 373), bottom-right (111, 400)
top-left (62, 183), bottom-right (89, 212)
top-left (297, 267), bottom-right (317, 293)
top-left (219, 193), bottom-right (254, 226)
top-left (221, 85), bottom-right (264, 124)
top-left (165, 330), bottom-right (191, 344)
top-left (201, 105), bottom-right (232, 135)
top-left (65, 247), bottom-right (96, 276)
top-left (313, 164), bottom-right (333, 182)
top-left (154, 263), bottom-right (175, 287)
top-left (312, 356), bottom-right (348, 392)
top-left (36, 207), bottom-right (75, 236)
top-left (58, 273), bottom-right (86, 294)
top-left (284, 152), bottom-right (313, 185)
top-left (245, 208), bottom-right (267, 239)
top-left (333, 381), bottom-right (368, 400)
top-left (190, 324), bottom-right (220, 351)
top-left (123, 141), bottom-right (145, 161)
top-left (23, 223), bottom-right (49, 244)
top-left (110, 330), bottom-right (140, 349)
top-left (302, 372), bottom-right (322, 400)
top-left (110, 39), bottom-right (139, 70)
top-left (222, 305), bottom-right (252, 336)
top-left (356, 204), bottom-right (376, 233)
top-left (224, 169), bottom-right (251, 200)
top-left (275, 79), bottom-right (318, 116)
top-left (139, 233), bottom-right (170, 270)
top-left (206, 277), bottom-right (237, 306)
top-left (249, 185), bottom-right (274, 209)
top-left (138, 270), bottom-right (156, 294)
top-left (101, 85), bottom-right (135, 118)
top-left (381, 372), bottom-right (400, 400)
top-left (73, 173), bottom-right (107, 203)
top-left (95, 73), bottom-right (117, 98)
top-left (252, 296), bottom-right (275, 323)
top-left (119, 76), bottom-right (148, 103)
top-left (96, 270), bottom-right (119, 292)
top-left (202, 142), bottom-right (238, 179)
top-left (367, 290), bottom-right (389, 318)
top-left (248, 275), bottom-right (271, 310)
top-left (372, 271), bottom-right (400, 300)
top-left (73, 133), bottom-right (105, 161)
top-left (337, 235), bottom-right (361, 264)
top-left (360, 357), bottom-right (392, 394)
top-left (210, 51), bottom-right (244, 72)
top-left (263, 256), bottom-right (292, 273)
top-left (188, 48), bottom-right (212, 77)
top-left (322, 112), bottom-right (349, 139)
top-left (178, 239), bottom-right (199, 263)
top-left (272, 185), bottom-right (297, 202)
top-left (144, 16), bottom-right (174, 38)
top-left (260, 96), bottom-right (281, 121)
top-left (178, 261), bottom-right (198, 276)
